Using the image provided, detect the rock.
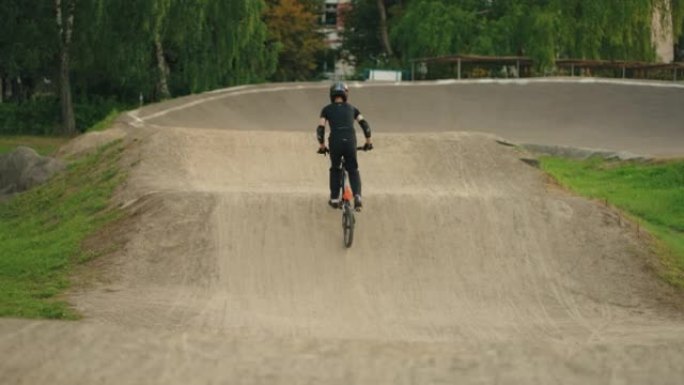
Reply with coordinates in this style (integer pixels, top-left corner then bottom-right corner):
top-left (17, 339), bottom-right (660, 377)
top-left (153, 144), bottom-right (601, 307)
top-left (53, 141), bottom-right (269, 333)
top-left (0, 146), bottom-right (65, 195)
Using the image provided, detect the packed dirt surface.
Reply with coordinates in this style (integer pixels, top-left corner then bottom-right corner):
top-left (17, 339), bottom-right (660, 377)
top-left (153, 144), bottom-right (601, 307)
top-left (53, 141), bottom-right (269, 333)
top-left (137, 79), bottom-right (684, 157)
top-left (2, 80), bottom-right (684, 384)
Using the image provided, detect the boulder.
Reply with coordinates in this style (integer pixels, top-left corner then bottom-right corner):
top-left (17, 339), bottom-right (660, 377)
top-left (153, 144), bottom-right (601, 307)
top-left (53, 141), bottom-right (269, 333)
top-left (0, 146), bottom-right (65, 195)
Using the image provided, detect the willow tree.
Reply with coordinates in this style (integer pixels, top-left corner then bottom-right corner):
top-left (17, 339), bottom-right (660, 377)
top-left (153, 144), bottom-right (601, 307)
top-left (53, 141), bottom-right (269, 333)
top-left (353, 0), bottom-right (684, 73)
top-left (554, 0), bottom-right (652, 61)
top-left (71, 0), bottom-right (158, 100)
top-left (231, 0), bottom-right (278, 85)
top-left (674, 0), bottom-right (684, 38)
top-left (159, 0), bottom-right (275, 93)
top-left (70, 0), bottom-right (276, 101)
top-left (483, 0), bottom-right (672, 63)
top-left (390, 1), bottom-right (483, 59)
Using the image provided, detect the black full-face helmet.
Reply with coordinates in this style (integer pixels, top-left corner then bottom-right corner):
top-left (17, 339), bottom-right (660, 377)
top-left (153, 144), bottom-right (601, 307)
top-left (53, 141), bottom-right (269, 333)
top-left (329, 82), bottom-right (349, 103)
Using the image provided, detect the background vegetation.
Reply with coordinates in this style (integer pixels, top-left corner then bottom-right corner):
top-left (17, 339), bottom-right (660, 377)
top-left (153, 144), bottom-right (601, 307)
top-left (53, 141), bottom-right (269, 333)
top-left (343, 0), bottom-right (684, 74)
top-left (0, 0), bottom-right (325, 135)
top-left (2, 0), bottom-right (684, 135)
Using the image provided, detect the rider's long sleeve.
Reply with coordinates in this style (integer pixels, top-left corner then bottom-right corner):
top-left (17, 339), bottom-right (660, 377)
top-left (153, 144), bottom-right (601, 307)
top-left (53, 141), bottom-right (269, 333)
top-left (359, 119), bottom-right (371, 138)
top-left (316, 124), bottom-right (325, 144)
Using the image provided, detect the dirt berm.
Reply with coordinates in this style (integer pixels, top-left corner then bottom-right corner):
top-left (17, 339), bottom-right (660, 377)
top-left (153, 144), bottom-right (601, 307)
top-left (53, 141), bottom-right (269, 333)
top-left (1, 79), bottom-right (683, 384)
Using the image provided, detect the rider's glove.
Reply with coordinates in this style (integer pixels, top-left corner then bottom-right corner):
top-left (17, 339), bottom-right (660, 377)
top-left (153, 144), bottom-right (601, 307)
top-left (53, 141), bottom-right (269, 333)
top-left (363, 142), bottom-right (374, 151)
top-left (317, 147), bottom-right (329, 155)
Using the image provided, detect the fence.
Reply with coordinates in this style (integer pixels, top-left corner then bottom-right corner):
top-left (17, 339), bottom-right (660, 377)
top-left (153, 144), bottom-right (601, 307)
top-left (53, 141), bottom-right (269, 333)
top-left (410, 55), bottom-right (684, 82)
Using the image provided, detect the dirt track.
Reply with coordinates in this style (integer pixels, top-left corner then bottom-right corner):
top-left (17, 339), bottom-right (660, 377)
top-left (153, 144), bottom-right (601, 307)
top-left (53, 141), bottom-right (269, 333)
top-left (2, 80), bottom-right (684, 384)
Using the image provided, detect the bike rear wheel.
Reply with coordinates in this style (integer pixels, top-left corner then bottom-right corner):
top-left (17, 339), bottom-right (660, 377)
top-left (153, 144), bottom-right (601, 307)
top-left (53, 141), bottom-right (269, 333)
top-left (342, 203), bottom-right (355, 248)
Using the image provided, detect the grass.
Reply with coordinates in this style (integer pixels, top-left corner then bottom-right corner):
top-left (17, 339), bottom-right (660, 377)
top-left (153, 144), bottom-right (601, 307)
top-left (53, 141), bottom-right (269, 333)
top-left (0, 140), bottom-right (125, 319)
top-left (0, 109), bottom-right (120, 156)
top-left (0, 135), bottom-right (70, 156)
top-left (88, 109), bottom-right (120, 132)
top-left (540, 156), bottom-right (684, 286)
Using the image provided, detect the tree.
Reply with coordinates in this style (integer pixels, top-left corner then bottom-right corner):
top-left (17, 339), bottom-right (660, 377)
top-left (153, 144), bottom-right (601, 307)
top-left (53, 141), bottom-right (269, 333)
top-left (341, 0), bottom-right (406, 68)
top-left (384, 0), bottom-right (684, 73)
top-left (71, 0), bottom-right (276, 100)
top-left (175, 0), bottom-right (276, 90)
top-left (1, 0), bottom-right (278, 134)
top-left (265, 0), bottom-right (325, 81)
top-left (377, 0), bottom-right (393, 57)
top-left (0, 0), bottom-right (55, 102)
top-left (55, 0), bottom-right (76, 135)
top-left (152, 0), bottom-right (172, 100)
top-left (341, 0), bottom-right (384, 67)
top-left (391, 1), bottom-right (482, 59)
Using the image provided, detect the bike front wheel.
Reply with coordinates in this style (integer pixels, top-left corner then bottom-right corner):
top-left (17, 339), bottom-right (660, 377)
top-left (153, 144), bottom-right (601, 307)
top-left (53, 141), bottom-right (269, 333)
top-left (342, 204), bottom-right (355, 248)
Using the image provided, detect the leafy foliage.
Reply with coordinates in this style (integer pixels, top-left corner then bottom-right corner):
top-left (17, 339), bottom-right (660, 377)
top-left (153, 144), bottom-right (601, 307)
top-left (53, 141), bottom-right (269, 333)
top-left (71, 0), bottom-right (277, 100)
top-left (0, 0), bottom-right (279, 134)
top-left (391, 1), bottom-right (484, 59)
top-left (341, 0), bottom-right (383, 68)
top-left (344, 0), bottom-right (684, 72)
top-left (0, 0), bottom-right (56, 102)
top-left (0, 98), bottom-right (125, 135)
top-left (264, 0), bottom-right (326, 81)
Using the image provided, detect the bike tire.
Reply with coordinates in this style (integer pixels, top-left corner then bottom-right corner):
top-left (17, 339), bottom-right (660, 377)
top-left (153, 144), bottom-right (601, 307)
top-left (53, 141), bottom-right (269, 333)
top-left (342, 204), bottom-right (355, 248)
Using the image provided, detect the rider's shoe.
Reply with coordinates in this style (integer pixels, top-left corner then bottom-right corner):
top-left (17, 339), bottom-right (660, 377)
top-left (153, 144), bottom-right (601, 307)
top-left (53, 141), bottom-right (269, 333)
top-left (328, 198), bottom-right (340, 209)
top-left (354, 195), bottom-right (363, 211)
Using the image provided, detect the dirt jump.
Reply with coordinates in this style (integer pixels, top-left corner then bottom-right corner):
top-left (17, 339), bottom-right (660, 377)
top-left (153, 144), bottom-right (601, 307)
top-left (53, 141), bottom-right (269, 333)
top-left (2, 79), bottom-right (684, 384)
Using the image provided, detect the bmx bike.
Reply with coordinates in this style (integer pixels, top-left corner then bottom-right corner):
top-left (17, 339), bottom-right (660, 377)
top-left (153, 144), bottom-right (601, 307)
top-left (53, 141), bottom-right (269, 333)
top-left (318, 145), bottom-right (371, 248)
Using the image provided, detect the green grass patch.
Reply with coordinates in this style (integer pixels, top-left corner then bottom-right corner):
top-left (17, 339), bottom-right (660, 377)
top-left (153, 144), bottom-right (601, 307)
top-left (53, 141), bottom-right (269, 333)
top-left (88, 109), bottom-right (120, 132)
top-left (0, 141), bottom-right (125, 319)
top-left (0, 135), bottom-right (70, 156)
top-left (540, 156), bottom-right (684, 286)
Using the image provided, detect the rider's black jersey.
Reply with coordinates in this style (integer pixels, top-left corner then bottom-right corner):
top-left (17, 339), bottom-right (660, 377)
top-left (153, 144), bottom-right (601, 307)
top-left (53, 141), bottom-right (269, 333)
top-left (320, 102), bottom-right (361, 142)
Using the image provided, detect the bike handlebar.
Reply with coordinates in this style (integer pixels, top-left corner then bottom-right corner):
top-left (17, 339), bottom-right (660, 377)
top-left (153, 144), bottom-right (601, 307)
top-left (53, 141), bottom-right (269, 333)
top-left (317, 144), bottom-right (373, 155)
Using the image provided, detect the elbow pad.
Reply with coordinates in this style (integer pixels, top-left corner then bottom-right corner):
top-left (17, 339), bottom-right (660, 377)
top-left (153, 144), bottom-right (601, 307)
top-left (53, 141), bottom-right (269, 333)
top-left (316, 125), bottom-right (325, 144)
top-left (359, 119), bottom-right (371, 138)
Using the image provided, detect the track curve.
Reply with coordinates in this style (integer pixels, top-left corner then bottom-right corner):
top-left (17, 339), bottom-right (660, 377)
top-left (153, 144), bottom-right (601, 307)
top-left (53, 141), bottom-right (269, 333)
top-left (140, 79), bottom-right (684, 157)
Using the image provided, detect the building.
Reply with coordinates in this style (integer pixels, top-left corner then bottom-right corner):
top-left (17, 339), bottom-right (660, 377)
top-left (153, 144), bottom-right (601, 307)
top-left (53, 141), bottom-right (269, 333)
top-left (318, 0), bottom-right (354, 79)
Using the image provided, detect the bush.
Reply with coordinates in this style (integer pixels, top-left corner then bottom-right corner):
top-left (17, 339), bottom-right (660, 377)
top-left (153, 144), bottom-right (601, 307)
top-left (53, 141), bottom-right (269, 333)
top-left (0, 97), bottom-right (128, 135)
top-left (0, 99), bottom-right (60, 135)
top-left (74, 98), bottom-right (125, 132)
